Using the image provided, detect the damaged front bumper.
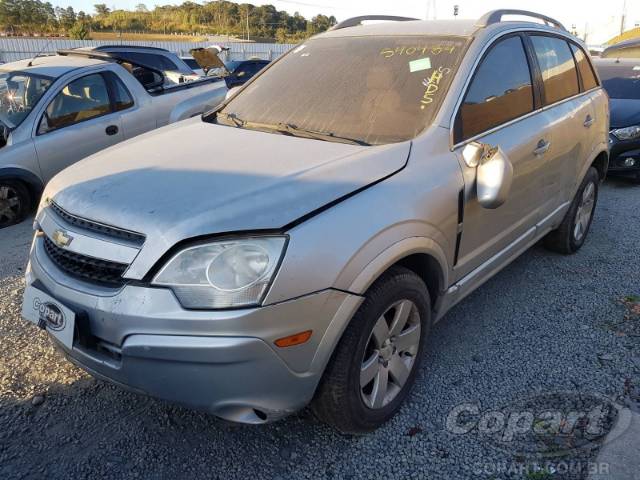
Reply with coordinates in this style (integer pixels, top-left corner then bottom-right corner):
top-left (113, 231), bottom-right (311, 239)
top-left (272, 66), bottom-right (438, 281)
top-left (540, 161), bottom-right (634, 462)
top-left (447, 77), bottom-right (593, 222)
top-left (25, 234), bottom-right (363, 423)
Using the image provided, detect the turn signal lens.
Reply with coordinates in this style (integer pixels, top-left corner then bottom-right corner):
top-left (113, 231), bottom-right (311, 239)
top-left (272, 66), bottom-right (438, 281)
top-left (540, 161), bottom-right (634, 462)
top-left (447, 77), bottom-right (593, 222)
top-left (274, 330), bottom-right (313, 348)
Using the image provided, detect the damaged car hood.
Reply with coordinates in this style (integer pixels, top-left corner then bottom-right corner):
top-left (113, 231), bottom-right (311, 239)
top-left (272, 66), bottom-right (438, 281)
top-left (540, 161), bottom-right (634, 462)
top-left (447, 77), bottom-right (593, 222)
top-left (43, 117), bottom-right (410, 279)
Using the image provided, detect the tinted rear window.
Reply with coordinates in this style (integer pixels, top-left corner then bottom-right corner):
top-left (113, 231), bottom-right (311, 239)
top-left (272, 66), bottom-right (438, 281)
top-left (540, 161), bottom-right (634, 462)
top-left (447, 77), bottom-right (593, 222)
top-left (183, 58), bottom-right (200, 70)
top-left (570, 44), bottom-right (599, 91)
top-left (219, 36), bottom-right (468, 145)
top-left (118, 52), bottom-right (179, 72)
top-left (531, 36), bottom-right (579, 105)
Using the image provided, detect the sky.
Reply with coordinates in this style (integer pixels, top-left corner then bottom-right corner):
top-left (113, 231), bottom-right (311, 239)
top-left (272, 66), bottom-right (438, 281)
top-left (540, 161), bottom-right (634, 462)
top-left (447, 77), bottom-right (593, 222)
top-left (51, 0), bottom-right (640, 44)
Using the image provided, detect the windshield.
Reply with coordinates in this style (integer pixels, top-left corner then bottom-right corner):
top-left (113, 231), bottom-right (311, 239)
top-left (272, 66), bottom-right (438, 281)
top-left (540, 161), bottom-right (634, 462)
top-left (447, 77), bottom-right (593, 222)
top-left (216, 35), bottom-right (468, 145)
top-left (598, 64), bottom-right (640, 100)
top-left (0, 70), bottom-right (53, 128)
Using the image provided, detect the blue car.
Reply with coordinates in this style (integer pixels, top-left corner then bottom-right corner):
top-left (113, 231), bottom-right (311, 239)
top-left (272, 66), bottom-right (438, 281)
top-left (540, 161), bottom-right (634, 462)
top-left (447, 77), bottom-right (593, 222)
top-left (223, 59), bottom-right (271, 88)
top-left (595, 58), bottom-right (640, 182)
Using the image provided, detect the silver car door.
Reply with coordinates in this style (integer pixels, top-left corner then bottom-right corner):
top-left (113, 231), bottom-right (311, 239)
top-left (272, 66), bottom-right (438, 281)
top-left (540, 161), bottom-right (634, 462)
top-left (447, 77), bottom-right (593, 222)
top-left (528, 35), bottom-right (589, 209)
top-left (33, 72), bottom-right (123, 183)
top-left (451, 34), bottom-right (554, 279)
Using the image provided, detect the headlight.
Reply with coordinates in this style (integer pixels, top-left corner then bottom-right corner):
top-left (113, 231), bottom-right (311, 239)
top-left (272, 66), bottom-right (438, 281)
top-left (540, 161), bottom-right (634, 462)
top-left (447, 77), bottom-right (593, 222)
top-left (611, 125), bottom-right (640, 141)
top-left (153, 236), bottom-right (287, 309)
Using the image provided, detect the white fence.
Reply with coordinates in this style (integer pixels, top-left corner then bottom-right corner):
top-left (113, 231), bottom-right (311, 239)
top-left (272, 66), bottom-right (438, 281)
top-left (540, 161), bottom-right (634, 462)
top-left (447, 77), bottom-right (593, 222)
top-left (0, 38), bottom-right (297, 63)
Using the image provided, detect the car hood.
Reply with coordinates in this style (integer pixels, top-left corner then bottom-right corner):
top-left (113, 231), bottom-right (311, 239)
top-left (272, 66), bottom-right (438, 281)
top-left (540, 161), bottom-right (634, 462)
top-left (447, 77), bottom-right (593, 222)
top-left (610, 98), bottom-right (640, 129)
top-left (44, 118), bottom-right (410, 279)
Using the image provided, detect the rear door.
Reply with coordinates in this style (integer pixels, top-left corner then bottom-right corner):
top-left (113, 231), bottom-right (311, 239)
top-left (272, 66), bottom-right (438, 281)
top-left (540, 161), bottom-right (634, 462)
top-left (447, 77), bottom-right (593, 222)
top-left (452, 34), bottom-right (555, 278)
top-left (528, 35), bottom-right (590, 205)
top-left (570, 42), bottom-right (604, 182)
top-left (33, 72), bottom-right (124, 182)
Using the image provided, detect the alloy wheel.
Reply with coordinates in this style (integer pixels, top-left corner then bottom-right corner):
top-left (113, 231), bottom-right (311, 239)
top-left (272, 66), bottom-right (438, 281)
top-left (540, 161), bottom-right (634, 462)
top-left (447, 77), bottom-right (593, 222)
top-left (573, 181), bottom-right (596, 242)
top-left (360, 299), bottom-right (421, 409)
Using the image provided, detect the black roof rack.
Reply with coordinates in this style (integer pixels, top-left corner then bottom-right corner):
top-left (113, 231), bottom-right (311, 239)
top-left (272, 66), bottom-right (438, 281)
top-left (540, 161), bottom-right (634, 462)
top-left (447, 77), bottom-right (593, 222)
top-left (477, 9), bottom-right (567, 31)
top-left (330, 15), bottom-right (419, 31)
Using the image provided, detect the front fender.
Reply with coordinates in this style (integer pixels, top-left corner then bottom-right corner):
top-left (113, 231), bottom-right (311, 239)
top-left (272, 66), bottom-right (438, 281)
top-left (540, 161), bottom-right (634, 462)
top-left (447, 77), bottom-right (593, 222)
top-left (305, 237), bottom-right (449, 376)
top-left (344, 236), bottom-right (449, 295)
top-left (0, 140), bottom-right (44, 194)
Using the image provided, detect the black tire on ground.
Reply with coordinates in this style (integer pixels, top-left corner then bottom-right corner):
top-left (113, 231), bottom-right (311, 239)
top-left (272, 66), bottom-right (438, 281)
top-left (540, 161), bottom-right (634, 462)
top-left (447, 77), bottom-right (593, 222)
top-left (312, 266), bottom-right (431, 434)
top-left (0, 180), bottom-right (31, 229)
top-left (544, 167), bottom-right (599, 255)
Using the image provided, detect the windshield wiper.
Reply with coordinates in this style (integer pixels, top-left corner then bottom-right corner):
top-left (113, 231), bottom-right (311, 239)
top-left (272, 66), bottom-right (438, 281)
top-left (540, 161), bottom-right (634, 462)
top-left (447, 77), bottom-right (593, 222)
top-left (275, 123), bottom-right (370, 146)
top-left (214, 113), bottom-right (370, 146)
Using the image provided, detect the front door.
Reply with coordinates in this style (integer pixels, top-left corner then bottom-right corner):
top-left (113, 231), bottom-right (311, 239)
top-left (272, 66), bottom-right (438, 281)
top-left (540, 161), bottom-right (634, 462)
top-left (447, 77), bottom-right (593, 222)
top-left (33, 72), bottom-right (124, 183)
top-left (452, 34), bottom-right (554, 279)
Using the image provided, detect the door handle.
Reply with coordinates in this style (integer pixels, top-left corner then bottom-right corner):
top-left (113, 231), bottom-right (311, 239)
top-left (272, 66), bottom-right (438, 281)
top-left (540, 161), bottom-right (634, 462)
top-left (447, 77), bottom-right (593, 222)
top-left (105, 125), bottom-right (119, 136)
top-left (533, 139), bottom-right (551, 156)
top-left (584, 115), bottom-right (594, 128)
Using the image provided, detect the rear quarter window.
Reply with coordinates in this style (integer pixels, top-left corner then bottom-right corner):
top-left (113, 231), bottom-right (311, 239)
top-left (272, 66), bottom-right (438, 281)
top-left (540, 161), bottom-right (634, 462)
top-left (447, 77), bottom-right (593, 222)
top-left (570, 44), bottom-right (599, 91)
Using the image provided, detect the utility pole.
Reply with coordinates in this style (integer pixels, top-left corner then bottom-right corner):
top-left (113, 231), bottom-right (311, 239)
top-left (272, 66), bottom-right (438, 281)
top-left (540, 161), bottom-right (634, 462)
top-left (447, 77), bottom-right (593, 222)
top-left (584, 22), bottom-right (589, 43)
top-left (426, 0), bottom-right (437, 20)
top-left (245, 6), bottom-right (250, 41)
top-left (620, 0), bottom-right (627, 36)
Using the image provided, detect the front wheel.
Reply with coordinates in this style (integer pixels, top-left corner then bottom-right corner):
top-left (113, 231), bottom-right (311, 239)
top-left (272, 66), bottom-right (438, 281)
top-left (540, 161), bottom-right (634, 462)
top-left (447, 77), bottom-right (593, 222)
top-left (544, 167), bottom-right (599, 254)
top-left (312, 266), bottom-right (431, 434)
top-left (0, 180), bottom-right (31, 229)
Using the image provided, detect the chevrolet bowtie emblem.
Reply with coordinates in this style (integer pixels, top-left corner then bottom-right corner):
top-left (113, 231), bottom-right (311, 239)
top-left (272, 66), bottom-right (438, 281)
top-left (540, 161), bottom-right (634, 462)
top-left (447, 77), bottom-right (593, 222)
top-left (52, 229), bottom-right (73, 248)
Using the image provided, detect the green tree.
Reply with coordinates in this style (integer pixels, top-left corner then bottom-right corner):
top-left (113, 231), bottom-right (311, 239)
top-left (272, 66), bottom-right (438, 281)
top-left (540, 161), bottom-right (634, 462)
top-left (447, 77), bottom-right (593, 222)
top-left (0, 0), bottom-right (331, 41)
top-left (93, 3), bottom-right (109, 16)
top-left (56, 5), bottom-right (76, 30)
top-left (69, 21), bottom-right (90, 39)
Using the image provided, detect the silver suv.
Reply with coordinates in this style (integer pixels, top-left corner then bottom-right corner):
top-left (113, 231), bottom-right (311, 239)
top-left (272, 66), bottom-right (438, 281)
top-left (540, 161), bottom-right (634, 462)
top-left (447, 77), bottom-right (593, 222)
top-left (22, 10), bottom-right (609, 433)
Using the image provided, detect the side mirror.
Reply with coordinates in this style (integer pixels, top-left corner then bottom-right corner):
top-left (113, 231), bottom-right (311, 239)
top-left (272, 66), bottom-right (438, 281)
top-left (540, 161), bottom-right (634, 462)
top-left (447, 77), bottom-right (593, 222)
top-left (463, 142), bottom-right (514, 209)
top-left (225, 86), bottom-right (242, 100)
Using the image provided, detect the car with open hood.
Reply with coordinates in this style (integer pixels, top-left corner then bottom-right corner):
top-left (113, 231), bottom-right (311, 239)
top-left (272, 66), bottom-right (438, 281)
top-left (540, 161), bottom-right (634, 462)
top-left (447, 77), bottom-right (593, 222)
top-left (22, 10), bottom-right (609, 433)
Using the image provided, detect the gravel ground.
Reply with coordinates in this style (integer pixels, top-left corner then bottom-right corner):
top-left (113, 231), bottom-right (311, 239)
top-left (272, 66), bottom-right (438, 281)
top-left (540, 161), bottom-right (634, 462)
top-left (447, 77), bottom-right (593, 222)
top-left (1, 179), bottom-right (639, 480)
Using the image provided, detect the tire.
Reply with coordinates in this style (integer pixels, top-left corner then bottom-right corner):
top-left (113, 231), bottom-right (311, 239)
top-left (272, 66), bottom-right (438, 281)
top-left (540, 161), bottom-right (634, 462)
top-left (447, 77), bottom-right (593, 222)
top-left (0, 180), bottom-right (31, 229)
top-left (312, 266), bottom-right (431, 434)
top-left (544, 167), bottom-right (599, 254)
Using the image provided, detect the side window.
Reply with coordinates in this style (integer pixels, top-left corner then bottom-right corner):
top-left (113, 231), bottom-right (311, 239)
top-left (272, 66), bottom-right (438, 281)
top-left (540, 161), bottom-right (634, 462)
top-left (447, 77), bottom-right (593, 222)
top-left (183, 58), bottom-right (200, 70)
top-left (530, 36), bottom-right (580, 104)
top-left (104, 72), bottom-right (134, 111)
top-left (456, 36), bottom-right (534, 142)
top-left (41, 73), bottom-right (111, 132)
top-left (124, 52), bottom-right (179, 72)
top-left (570, 44), bottom-right (599, 91)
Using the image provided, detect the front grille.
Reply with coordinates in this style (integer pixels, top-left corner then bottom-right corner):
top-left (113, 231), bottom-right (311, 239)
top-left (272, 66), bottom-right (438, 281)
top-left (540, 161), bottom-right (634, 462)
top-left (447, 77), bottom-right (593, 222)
top-left (43, 236), bottom-right (128, 287)
top-left (50, 202), bottom-right (145, 245)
